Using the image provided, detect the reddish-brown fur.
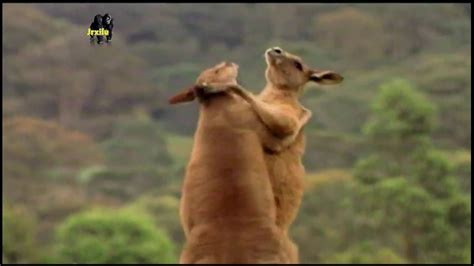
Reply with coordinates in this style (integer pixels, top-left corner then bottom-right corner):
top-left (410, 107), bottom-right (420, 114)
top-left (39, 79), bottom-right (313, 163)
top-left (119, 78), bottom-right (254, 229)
top-left (177, 62), bottom-right (292, 263)
top-left (168, 87), bottom-right (195, 104)
top-left (183, 48), bottom-right (344, 263)
top-left (173, 49), bottom-right (343, 263)
top-left (257, 47), bottom-right (343, 262)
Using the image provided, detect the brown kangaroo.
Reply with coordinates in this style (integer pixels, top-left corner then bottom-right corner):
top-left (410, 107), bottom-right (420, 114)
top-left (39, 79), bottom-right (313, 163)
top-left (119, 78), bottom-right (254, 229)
top-left (251, 47), bottom-right (343, 262)
top-left (173, 47), bottom-right (344, 262)
top-left (243, 47), bottom-right (343, 262)
top-left (176, 61), bottom-right (293, 263)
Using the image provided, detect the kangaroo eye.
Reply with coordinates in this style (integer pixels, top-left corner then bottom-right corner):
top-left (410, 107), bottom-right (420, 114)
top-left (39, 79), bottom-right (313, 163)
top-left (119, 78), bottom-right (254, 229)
top-left (294, 61), bottom-right (303, 71)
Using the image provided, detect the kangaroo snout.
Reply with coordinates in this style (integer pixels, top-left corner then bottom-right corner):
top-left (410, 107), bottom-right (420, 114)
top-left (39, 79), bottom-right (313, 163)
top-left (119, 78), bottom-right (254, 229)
top-left (265, 47), bottom-right (284, 65)
top-left (266, 47), bottom-right (283, 56)
top-left (266, 47), bottom-right (283, 54)
top-left (223, 61), bottom-right (236, 67)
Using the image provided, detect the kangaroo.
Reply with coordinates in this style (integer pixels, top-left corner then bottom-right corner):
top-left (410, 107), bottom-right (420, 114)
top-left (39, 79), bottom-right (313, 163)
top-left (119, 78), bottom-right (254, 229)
top-left (176, 61), bottom-right (293, 263)
top-left (174, 47), bottom-right (344, 263)
top-left (248, 47), bottom-right (343, 262)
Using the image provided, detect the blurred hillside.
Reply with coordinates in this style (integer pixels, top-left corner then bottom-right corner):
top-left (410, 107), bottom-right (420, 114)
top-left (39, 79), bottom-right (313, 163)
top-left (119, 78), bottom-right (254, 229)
top-left (2, 3), bottom-right (471, 263)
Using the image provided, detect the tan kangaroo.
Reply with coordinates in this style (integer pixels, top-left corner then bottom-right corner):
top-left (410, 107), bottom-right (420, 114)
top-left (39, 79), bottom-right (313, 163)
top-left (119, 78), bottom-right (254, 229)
top-left (177, 47), bottom-right (344, 262)
top-left (175, 61), bottom-right (293, 264)
top-left (254, 47), bottom-right (343, 262)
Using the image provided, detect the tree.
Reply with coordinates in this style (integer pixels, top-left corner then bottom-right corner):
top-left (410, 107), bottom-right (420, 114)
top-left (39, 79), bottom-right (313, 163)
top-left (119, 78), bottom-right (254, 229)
top-left (410, 53), bottom-right (471, 149)
top-left (303, 130), bottom-right (365, 172)
top-left (3, 204), bottom-right (39, 263)
top-left (363, 79), bottom-right (436, 153)
top-left (2, 4), bottom-right (69, 55)
top-left (292, 169), bottom-right (359, 263)
top-left (4, 28), bottom-right (163, 137)
top-left (2, 116), bottom-right (104, 242)
top-left (54, 208), bottom-right (177, 263)
top-left (326, 241), bottom-right (406, 264)
top-left (312, 7), bottom-right (388, 64)
top-left (85, 115), bottom-right (175, 202)
top-left (353, 79), bottom-right (471, 263)
top-left (125, 193), bottom-right (185, 251)
top-left (371, 4), bottom-right (470, 59)
top-left (450, 150), bottom-right (471, 193)
top-left (3, 116), bottom-right (103, 196)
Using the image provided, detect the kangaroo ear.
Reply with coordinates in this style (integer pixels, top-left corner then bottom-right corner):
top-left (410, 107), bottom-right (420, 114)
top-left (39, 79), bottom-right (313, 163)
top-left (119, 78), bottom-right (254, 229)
top-left (310, 70), bottom-right (343, 85)
top-left (168, 86), bottom-right (196, 105)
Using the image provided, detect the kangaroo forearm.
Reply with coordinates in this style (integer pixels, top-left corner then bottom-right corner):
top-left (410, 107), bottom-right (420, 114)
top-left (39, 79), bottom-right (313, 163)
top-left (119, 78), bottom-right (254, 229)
top-left (227, 84), bottom-right (256, 103)
top-left (224, 85), bottom-right (299, 138)
top-left (253, 104), bottom-right (299, 138)
top-left (202, 83), bottom-right (300, 138)
top-left (281, 109), bottom-right (311, 145)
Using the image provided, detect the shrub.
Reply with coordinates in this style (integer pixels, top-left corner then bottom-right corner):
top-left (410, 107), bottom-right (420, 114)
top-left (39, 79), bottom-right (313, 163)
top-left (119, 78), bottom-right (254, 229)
top-left (55, 208), bottom-right (177, 263)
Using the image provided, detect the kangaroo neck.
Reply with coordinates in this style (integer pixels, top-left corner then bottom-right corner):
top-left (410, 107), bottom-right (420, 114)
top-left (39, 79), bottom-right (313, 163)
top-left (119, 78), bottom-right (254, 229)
top-left (259, 83), bottom-right (301, 106)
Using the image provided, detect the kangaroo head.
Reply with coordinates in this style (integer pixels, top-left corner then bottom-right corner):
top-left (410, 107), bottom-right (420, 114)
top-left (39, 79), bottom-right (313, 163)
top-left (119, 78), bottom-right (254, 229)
top-left (196, 61), bottom-right (239, 85)
top-left (264, 47), bottom-right (343, 92)
top-left (169, 61), bottom-right (239, 104)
